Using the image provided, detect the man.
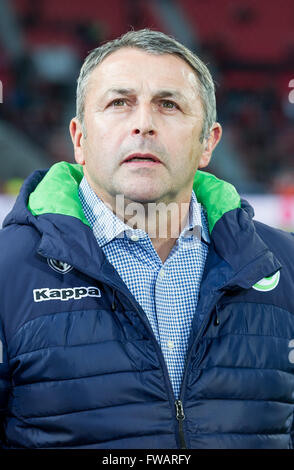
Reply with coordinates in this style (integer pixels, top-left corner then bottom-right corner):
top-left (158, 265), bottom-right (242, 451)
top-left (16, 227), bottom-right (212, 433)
top-left (0, 29), bottom-right (294, 449)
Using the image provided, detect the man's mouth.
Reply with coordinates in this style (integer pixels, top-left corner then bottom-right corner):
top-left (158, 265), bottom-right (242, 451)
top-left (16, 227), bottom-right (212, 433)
top-left (121, 153), bottom-right (162, 165)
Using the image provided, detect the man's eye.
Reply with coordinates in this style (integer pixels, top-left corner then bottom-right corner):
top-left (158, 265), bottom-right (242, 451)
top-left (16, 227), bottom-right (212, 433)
top-left (161, 100), bottom-right (178, 109)
top-left (111, 99), bottom-right (126, 107)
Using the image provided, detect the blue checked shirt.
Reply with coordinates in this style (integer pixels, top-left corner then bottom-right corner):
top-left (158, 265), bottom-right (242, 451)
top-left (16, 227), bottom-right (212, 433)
top-left (79, 176), bottom-right (210, 398)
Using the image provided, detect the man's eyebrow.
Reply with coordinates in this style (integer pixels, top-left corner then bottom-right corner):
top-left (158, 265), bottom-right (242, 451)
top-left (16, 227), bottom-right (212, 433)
top-left (102, 88), bottom-right (136, 98)
top-left (153, 90), bottom-right (187, 101)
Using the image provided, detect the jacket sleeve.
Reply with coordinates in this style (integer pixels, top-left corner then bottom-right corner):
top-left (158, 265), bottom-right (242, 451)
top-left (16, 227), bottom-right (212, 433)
top-left (0, 318), bottom-right (10, 448)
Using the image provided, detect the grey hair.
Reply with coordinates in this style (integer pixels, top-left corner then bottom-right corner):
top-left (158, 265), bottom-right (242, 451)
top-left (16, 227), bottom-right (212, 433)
top-left (76, 28), bottom-right (217, 142)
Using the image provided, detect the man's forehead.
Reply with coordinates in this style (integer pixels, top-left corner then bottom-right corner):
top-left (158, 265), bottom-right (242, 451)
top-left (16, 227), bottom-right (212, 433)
top-left (88, 47), bottom-right (200, 93)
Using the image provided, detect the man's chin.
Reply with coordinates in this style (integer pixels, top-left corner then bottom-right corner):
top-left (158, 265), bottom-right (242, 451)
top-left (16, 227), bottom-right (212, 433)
top-left (120, 192), bottom-right (162, 205)
top-left (116, 182), bottom-right (165, 204)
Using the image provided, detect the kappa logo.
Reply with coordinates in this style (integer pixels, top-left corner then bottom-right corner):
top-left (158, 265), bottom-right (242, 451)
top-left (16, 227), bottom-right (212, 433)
top-left (252, 270), bottom-right (280, 292)
top-left (47, 258), bottom-right (73, 274)
top-left (33, 286), bottom-right (101, 302)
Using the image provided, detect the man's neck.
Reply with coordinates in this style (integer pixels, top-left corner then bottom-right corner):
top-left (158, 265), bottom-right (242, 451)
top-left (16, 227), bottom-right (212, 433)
top-left (151, 237), bottom-right (177, 263)
top-left (115, 196), bottom-right (191, 263)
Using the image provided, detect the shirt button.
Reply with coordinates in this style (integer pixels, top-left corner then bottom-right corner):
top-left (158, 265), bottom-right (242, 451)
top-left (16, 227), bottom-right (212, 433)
top-left (167, 340), bottom-right (174, 350)
top-left (159, 269), bottom-right (165, 278)
top-left (130, 234), bottom-right (139, 242)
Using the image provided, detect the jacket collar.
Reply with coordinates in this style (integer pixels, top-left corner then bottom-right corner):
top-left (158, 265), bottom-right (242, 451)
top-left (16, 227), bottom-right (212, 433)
top-left (3, 162), bottom-right (282, 292)
top-left (210, 200), bottom-right (281, 290)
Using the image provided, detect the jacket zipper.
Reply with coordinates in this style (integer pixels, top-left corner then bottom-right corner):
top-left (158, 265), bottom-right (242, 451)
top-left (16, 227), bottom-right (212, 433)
top-left (175, 291), bottom-right (226, 447)
top-left (125, 292), bottom-right (193, 449)
top-left (175, 399), bottom-right (186, 449)
top-left (125, 288), bottom-right (226, 449)
top-left (98, 282), bottom-right (225, 449)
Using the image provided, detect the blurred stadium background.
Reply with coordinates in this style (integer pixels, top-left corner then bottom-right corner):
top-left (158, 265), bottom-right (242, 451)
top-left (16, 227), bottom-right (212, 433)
top-left (0, 0), bottom-right (293, 230)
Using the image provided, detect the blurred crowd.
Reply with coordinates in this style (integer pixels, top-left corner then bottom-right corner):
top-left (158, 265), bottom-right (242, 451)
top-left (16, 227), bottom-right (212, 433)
top-left (208, 41), bottom-right (294, 194)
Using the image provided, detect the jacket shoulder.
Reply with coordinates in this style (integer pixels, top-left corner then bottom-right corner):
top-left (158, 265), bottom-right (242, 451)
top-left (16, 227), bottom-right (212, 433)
top-left (254, 220), bottom-right (294, 247)
top-left (0, 224), bottom-right (40, 271)
top-left (254, 220), bottom-right (294, 269)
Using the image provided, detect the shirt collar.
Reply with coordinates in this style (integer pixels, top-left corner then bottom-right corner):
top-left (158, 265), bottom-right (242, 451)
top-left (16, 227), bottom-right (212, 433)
top-left (183, 190), bottom-right (210, 244)
top-left (79, 176), bottom-right (210, 247)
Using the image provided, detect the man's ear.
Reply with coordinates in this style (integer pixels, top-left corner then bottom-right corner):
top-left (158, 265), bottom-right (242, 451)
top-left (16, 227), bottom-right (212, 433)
top-left (69, 117), bottom-right (85, 165)
top-left (198, 122), bottom-right (222, 168)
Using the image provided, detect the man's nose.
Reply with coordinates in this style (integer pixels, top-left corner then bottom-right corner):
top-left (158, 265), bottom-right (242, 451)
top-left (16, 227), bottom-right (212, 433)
top-left (131, 103), bottom-right (156, 137)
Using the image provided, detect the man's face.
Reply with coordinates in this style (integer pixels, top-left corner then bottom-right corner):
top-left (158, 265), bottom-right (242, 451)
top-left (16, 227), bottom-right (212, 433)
top-left (71, 47), bottom-right (221, 206)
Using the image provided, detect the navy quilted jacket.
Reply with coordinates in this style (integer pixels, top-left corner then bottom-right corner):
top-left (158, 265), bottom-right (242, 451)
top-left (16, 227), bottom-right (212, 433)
top-left (0, 162), bottom-right (294, 449)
